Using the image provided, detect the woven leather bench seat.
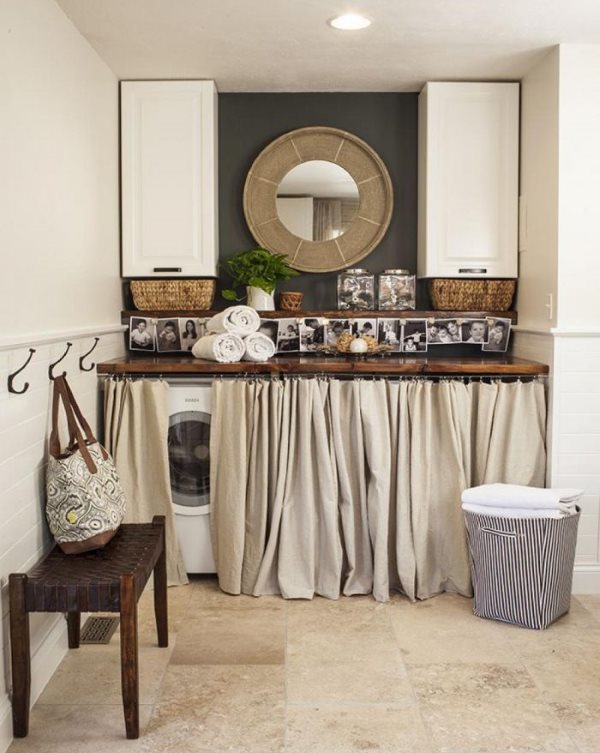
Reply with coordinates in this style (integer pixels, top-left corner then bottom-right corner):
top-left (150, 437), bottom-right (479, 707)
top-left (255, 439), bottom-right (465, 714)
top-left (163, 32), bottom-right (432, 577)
top-left (9, 516), bottom-right (168, 740)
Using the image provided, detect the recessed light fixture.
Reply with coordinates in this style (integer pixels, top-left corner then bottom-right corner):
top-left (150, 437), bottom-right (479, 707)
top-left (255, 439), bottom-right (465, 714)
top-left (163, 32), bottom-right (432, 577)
top-left (328, 13), bottom-right (371, 30)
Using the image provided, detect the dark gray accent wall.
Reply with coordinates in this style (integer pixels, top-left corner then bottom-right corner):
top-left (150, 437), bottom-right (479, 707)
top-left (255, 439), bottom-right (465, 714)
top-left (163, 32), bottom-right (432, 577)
top-left (218, 93), bottom-right (420, 310)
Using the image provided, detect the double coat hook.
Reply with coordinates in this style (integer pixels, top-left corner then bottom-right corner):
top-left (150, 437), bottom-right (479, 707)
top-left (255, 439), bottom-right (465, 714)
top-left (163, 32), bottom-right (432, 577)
top-left (48, 342), bottom-right (72, 380)
top-left (8, 349), bottom-right (36, 395)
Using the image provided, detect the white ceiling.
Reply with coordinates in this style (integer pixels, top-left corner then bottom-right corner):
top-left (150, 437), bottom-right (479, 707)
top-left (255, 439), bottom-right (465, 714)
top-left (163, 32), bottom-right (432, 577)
top-left (56, 0), bottom-right (600, 92)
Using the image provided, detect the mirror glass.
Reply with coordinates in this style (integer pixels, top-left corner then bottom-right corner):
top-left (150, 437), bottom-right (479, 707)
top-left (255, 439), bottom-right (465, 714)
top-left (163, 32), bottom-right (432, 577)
top-left (276, 160), bottom-right (360, 242)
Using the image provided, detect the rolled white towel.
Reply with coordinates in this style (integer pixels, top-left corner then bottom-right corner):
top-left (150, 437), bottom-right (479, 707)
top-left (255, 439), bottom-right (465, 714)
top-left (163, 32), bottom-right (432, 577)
top-left (243, 332), bottom-right (276, 362)
top-left (461, 483), bottom-right (583, 513)
top-left (462, 502), bottom-right (578, 519)
top-left (206, 306), bottom-right (260, 337)
top-left (191, 333), bottom-right (245, 363)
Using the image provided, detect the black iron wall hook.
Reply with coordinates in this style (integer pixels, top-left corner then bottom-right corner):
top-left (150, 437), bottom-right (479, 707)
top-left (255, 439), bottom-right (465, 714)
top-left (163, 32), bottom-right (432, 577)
top-left (48, 342), bottom-right (72, 380)
top-left (8, 348), bottom-right (36, 394)
top-left (79, 337), bottom-right (100, 372)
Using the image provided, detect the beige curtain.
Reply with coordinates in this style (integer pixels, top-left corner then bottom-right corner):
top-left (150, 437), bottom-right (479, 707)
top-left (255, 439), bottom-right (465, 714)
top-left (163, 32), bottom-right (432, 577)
top-left (103, 379), bottom-right (188, 586)
top-left (211, 377), bottom-right (546, 602)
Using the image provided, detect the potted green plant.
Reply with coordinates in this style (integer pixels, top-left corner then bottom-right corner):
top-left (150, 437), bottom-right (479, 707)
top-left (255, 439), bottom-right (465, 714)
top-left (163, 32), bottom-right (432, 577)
top-left (222, 248), bottom-right (299, 310)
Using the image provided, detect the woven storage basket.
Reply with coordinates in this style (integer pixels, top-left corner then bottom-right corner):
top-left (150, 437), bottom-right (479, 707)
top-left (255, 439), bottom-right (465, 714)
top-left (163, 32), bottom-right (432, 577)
top-left (429, 279), bottom-right (516, 311)
top-left (130, 279), bottom-right (216, 311)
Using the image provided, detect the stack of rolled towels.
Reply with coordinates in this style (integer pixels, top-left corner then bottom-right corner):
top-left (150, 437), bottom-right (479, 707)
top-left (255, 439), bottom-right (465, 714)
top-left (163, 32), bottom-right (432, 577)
top-left (191, 305), bottom-right (276, 363)
top-left (461, 483), bottom-right (583, 519)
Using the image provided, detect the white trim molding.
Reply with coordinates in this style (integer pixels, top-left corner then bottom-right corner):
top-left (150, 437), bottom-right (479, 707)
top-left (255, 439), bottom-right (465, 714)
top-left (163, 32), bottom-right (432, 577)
top-left (0, 324), bottom-right (126, 353)
top-left (573, 564), bottom-right (600, 594)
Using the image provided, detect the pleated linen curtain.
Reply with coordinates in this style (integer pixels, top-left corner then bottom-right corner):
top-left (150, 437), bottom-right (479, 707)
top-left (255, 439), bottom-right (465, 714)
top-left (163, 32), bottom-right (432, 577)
top-left (211, 378), bottom-right (546, 602)
top-left (104, 379), bottom-right (188, 586)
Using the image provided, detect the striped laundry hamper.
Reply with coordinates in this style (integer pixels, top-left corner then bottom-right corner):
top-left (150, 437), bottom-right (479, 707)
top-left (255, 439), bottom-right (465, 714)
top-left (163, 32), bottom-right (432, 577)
top-left (464, 509), bottom-right (580, 629)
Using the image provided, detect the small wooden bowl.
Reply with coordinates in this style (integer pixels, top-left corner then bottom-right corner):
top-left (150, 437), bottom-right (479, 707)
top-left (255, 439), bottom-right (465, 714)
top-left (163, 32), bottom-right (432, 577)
top-left (279, 291), bottom-right (304, 311)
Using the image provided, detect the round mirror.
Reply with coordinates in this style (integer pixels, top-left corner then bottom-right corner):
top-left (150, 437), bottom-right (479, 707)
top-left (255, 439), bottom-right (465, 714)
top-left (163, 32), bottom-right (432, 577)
top-left (243, 126), bottom-right (393, 273)
top-left (276, 160), bottom-right (360, 241)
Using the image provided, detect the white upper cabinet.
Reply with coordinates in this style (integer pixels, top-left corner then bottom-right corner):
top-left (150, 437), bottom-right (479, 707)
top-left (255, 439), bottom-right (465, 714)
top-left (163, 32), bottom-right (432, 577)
top-left (418, 82), bottom-right (519, 279)
top-left (121, 81), bottom-right (218, 277)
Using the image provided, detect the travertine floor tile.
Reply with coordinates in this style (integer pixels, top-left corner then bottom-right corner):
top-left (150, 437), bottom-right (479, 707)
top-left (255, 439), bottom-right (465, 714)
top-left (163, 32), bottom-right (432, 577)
top-left (418, 689), bottom-right (579, 753)
top-left (408, 661), bottom-right (535, 700)
top-left (550, 700), bottom-right (600, 753)
top-left (37, 644), bottom-right (172, 705)
top-left (189, 576), bottom-right (286, 610)
top-left (574, 594), bottom-right (600, 622)
top-left (285, 705), bottom-right (434, 753)
top-left (143, 665), bottom-right (285, 753)
top-left (389, 593), bottom-right (519, 665)
top-left (7, 705), bottom-right (153, 753)
top-left (287, 657), bottom-right (415, 706)
top-left (170, 607), bottom-right (285, 664)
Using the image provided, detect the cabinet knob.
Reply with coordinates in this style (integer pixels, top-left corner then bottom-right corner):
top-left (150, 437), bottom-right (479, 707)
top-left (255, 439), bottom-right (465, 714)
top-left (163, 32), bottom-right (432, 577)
top-left (153, 267), bottom-right (182, 273)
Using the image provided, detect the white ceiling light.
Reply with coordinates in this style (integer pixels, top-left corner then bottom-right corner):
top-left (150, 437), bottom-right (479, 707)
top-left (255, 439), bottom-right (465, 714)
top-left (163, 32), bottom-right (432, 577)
top-left (328, 13), bottom-right (371, 30)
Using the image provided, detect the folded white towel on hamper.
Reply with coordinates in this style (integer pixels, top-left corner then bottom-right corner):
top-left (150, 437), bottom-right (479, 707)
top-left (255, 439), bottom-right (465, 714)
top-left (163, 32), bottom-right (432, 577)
top-left (462, 502), bottom-right (577, 519)
top-left (192, 333), bottom-right (245, 363)
top-left (461, 483), bottom-right (583, 514)
top-left (243, 332), bottom-right (276, 362)
top-left (206, 306), bottom-right (261, 337)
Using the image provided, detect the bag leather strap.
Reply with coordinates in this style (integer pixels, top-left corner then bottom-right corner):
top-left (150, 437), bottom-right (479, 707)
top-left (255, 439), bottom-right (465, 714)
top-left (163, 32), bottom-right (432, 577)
top-left (49, 376), bottom-right (98, 473)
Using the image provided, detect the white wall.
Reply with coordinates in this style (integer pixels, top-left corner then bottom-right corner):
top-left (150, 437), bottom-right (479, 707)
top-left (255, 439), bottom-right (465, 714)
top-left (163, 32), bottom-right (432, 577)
top-left (0, 2), bottom-right (123, 749)
top-left (516, 47), bottom-right (559, 332)
top-left (556, 45), bottom-right (600, 330)
top-left (0, 0), bottom-right (121, 342)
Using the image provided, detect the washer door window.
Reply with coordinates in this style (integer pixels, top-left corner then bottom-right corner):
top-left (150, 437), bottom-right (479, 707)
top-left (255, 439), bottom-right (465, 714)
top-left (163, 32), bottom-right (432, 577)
top-left (168, 410), bottom-right (210, 514)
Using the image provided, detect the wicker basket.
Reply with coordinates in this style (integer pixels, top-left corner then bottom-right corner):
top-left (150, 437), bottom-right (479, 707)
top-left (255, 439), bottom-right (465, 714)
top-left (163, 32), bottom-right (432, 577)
top-left (130, 279), bottom-right (216, 311)
top-left (279, 291), bottom-right (304, 311)
top-left (429, 279), bottom-right (516, 311)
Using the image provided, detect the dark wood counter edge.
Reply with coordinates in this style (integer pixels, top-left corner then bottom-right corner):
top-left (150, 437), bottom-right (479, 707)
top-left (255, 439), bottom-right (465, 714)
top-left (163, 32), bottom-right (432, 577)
top-left (97, 355), bottom-right (548, 377)
top-left (122, 309), bottom-right (518, 324)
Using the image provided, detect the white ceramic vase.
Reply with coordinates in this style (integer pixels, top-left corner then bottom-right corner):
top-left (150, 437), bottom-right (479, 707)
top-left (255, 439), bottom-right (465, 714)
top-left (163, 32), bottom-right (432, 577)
top-left (246, 286), bottom-right (275, 311)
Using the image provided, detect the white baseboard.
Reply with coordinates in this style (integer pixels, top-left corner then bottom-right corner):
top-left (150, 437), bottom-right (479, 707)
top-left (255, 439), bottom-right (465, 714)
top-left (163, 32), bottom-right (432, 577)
top-left (0, 615), bottom-right (68, 753)
top-left (573, 564), bottom-right (600, 594)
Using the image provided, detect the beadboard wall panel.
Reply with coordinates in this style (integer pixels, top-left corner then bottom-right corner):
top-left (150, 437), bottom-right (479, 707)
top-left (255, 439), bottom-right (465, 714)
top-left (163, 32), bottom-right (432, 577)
top-left (0, 332), bottom-right (125, 753)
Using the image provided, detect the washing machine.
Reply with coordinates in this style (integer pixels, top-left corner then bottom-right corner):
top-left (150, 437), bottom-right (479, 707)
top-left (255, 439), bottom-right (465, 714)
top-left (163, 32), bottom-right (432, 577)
top-left (167, 380), bottom-right (216, 573)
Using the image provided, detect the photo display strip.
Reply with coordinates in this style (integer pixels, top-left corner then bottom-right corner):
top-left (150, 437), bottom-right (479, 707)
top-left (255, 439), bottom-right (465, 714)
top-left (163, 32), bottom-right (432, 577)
top-left (128, 317), bottom-right (206, 353)
top-left (425, 316), bottom-right (512, 351)
top-left (129, 316), bottom-right (512, 355)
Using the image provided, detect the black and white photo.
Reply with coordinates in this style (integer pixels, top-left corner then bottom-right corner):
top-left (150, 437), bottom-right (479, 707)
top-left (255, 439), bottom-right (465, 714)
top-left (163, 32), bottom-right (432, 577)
top-left (461, 319), bottom-right (488, 345)
top-left (179, 318), bottom-right (203, 352)
top-left (276, 318), bottom-right (300, 352)
top-left (299, 318), bottom-right (325, 352)
top-left (377, 319), bottom-right (402, 350)
top-left (402, 319), bottom-right (427, 352)
top-left (428, 318), bottom-right (462, 344)
top-left (258, 319), bottom-right (279, 346)
top-left (351, 318), bottom-right (377, 338)
top-left (156, 318), bottom-right (182, 352)
top-left (325, 319), bottom-right (350, 347)
top-left (129, 317), bottom-right (155, 351)
top-left (483, 317), bottom-right (511, 352)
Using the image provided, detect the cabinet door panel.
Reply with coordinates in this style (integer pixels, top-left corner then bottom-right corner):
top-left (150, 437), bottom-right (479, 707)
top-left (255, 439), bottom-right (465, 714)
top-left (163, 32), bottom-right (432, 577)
top-left (121, 82), bottom-right (217, 277)
top-left (419, 82), bottom-right (518, 278)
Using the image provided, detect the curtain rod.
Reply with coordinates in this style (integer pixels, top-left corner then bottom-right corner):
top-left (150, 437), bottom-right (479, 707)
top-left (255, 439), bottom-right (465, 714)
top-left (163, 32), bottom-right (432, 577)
top-left (101, 373), bottom-right (547, 383)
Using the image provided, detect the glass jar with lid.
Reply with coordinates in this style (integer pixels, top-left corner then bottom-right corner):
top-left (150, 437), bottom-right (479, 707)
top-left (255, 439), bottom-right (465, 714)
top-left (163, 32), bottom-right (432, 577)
top-left (337, 268), bottom-right (375, 311)
top-left (377, 269), bottom-right (416, 310)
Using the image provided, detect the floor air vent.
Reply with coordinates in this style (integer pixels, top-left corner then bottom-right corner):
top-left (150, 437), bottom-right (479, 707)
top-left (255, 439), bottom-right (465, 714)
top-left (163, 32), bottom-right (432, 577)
top-left (80, 616), bottom-right (119, 645)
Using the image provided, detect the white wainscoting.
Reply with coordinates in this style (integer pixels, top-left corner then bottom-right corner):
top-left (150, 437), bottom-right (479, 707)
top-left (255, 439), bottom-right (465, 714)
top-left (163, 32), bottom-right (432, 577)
top-left (513, 328), bottom-right (600, 593)
top-left (0, 328), bottom-right (125, 753)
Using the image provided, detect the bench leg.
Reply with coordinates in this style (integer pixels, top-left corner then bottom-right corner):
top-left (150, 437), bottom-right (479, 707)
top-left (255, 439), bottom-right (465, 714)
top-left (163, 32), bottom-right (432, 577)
top-left (9, 574), bottom-right (30, 738)
top-left (119, 575), bottom-right (139, 739)
top-left (153, 516), bottom-right (168, 648)
top-left (67, 612), bottom-right (80, 649)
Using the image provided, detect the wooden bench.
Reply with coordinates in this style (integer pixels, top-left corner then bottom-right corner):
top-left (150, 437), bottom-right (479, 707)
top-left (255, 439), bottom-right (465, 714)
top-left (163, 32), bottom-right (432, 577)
top-left (9, 515), bottom-right (168, 740)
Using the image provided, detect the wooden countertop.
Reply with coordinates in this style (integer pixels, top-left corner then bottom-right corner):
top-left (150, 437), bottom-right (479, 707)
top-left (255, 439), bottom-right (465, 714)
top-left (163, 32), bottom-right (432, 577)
top-left (97, 355), bottom-right (548, 376)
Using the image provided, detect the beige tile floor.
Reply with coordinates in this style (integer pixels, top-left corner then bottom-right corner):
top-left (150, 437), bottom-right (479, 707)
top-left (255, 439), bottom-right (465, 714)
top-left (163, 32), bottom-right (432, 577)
top-left (7, 578), bottom-right (600, 753)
